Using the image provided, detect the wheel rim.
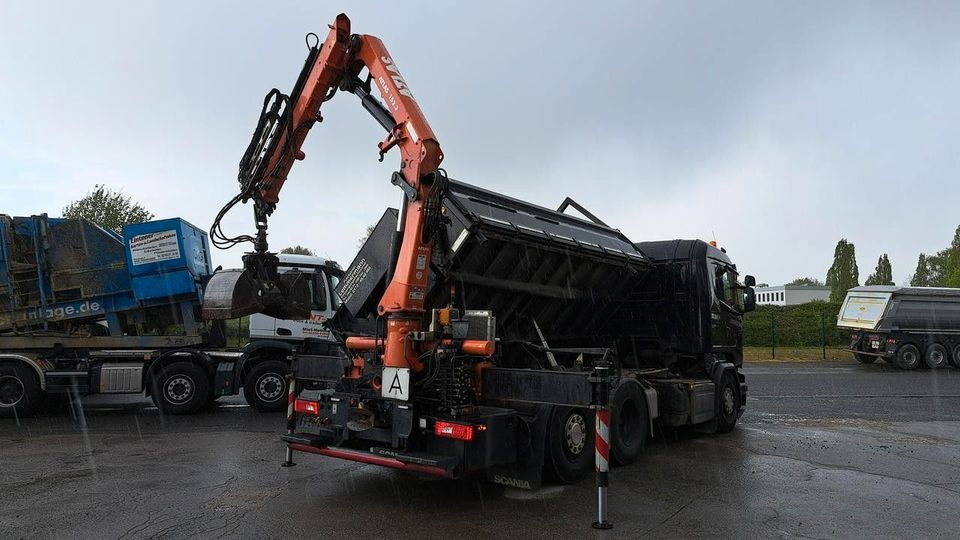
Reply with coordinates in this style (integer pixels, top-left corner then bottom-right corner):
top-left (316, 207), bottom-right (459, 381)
top-left (618, 399), bottom-right (640, 445)
top-left (0, 376), bottom-right (25, 407)
top-left (164, 375), bottom-right (194, 404)
top-left (931, 350), bottom-right (944, 365)
top-left (902, 350), bottom-right (917, 367)
top-left (256, 373), bottom-right (284, 402)
top-left (722, 386), bottom-right (736, 416)
top-left (564, 412), bottom-right (587, 456)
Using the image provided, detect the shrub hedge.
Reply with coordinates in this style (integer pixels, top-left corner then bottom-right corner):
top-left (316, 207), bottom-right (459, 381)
top-left (743, 301), bottom-right (847, 347)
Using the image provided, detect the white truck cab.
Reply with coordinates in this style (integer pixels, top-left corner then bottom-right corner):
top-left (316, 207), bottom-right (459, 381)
top-left (248, 254), bottom-right (342, 342)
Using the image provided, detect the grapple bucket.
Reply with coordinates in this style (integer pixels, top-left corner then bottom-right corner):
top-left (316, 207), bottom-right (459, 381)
top-left (202, 267), bottom-right (311, 321)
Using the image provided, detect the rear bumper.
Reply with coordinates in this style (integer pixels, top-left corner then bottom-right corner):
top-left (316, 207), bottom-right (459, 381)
top-left (851, 333), bottom-right (896, 357)
top-left (281, 433), bottom-right (457, 478)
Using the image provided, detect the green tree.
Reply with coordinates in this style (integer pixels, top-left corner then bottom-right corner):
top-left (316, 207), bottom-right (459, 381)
top-left (864, 254), bottom-right (894, 286)
top-left (787, 277), bottom-right (824, 286)
top-left (911, 254), bottom-right (929, 286)
top-left (927, 250), bottom-right (948, 286)
top-left (945, 225), bottom-right (960, 287)
top-left (825, 239), bottom-right (859, 302)
top-left (280, 245), bottom-right (314, 256)
top-left (62, 184), bottom-right (154, 233)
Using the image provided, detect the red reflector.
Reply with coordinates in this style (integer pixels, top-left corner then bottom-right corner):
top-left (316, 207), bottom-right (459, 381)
top-left (434, 421), bottom-right (474, 441)
top-left (294, 399), bottom-right (319, 415)
top-left (887, 338), bottom-right (897, 344)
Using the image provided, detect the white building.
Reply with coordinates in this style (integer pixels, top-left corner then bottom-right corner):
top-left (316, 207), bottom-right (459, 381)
top-left (755, 285), bottom-right (831, 306)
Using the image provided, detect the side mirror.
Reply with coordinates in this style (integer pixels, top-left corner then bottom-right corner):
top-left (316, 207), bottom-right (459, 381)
top-left (743, 287), bottom-right (756, 313)
top-left (744, 275), bottom-right (756, 287)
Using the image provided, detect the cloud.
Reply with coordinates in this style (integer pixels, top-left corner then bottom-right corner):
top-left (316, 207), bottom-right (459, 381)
top-left (1, 1), bottom-right (958, 285)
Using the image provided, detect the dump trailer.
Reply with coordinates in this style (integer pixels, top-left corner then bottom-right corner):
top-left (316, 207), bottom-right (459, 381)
top-left (197, 14), bottom-right (757, 488)
top-left (839, 285), bottom-right (960, 370)
top-left (284, 180), bottom-right (757, 488)
top-left (0, 214), bottom-right (323, 417)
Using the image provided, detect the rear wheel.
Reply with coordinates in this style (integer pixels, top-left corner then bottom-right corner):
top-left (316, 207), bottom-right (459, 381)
top-left (950, 344), bottom-right (960, 369)
top-left (0, 363), bottom-right (42, 418)
top-left (543, 406), bottom-right (593, 484)
top-left (150, 362), bottom-right (210, 414)
top-left (243, 361), bottom-right (289, 412)
top-left (610, 382), bottom-right (648, 465)
top-left (714, 372), bottom-right (741, 434)
top-left (895, 344), bottom-right (921, 370)
top-left (854, 352), bottom-right (877, 364)
top-left (925, 344), bottom-right (949, 369)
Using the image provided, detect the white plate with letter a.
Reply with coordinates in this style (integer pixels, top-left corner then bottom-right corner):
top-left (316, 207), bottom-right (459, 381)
top-left (381, 367), bottom-right (410, 401)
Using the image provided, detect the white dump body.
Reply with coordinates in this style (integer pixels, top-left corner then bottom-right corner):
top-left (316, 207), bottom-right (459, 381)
top-left (837, 289), bottom-right (893, 331)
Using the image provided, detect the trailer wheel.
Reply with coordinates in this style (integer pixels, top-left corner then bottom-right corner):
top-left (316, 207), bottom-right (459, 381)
top-left (543, 406), bottom-right (593, 484)
top-left (853, 352), bottom-right (877, 364)
top-left (150, 362), bottom-right (210, 414)
top-left (610, 382), bottom-right (648, 465)
top-left (243, 361), bottom-right (289, 412)
top-left (950, 344), bottom-right (960, 369)
top-left (0, 363), bottom-right (42, 418)
top-left (895, 344), bottom-right (921, 370)
top-left (715, 372), bottom-right (740, 434)
top-left (925, 344), bottom-right (949, 369)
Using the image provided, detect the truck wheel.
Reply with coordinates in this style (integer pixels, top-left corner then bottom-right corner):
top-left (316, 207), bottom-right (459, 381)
top-left (543, 406), bottom-right (593, 484)
top-left (925, 344), bottom-right (949, 369)
top-left (243, 361), bottom-right (289, 412)
top-left (894, 344), bottom-right (921, 370)
top-left (610, 382), bottom-right (648, 465)
top-left (0, 363), bottom-right (42, 418)
top-left (714, 372), bottom-right (741, 434)
top-left (950, 344), bottom-right (960, 369)
top-left (150, 362), bottom-right (210, 414)
top-left (853, 352), bottom-right (877, 364)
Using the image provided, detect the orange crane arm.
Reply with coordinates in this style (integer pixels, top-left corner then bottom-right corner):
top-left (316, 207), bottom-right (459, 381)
top-left (210, 13), bottom-right (446, 371)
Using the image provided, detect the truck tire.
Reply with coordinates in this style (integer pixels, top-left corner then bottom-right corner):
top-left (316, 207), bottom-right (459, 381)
top-left (894, 344), bottom-right (921, 370)
top-left (610, 382), bottom-right (648, 465)
top-left (0, 363), bottom-right (42, 418)
top-left (853, 352), bottom-right (877, 364)
top-left (150, 362), bottom-right (210, 414)
top-left (950, 344), bottom-right (960, 369)
top-left (925, 343), bottom-right (949, 369)
top-left (243, 361), bottom-right (289, 412)
top-left (714, 372), bottom-right (741, 434)
top-left (543, 406), bottom-right (593, 484)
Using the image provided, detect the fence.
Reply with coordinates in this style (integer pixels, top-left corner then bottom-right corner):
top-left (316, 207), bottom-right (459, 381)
top-left (743, 301), bottom-right (850, 360)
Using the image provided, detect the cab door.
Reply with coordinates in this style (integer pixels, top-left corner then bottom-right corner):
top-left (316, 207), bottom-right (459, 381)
top-left (709, 260), bottom-right (741, 349)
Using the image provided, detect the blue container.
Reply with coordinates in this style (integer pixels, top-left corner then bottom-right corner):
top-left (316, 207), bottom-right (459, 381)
top-left (122, 218), bottom-right (212, 302)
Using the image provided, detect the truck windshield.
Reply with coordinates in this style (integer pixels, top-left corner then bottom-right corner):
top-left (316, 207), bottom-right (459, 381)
top-left (713, 262), bottom-right (743, 311)
top-left (329, 273), bottom-right (342, 310)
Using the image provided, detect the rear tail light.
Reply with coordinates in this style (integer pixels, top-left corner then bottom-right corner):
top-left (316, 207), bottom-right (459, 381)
top-left (887, 338), bottom-right (897, 345)
top-left (294, 399), bottom-right (319, 415)
top-left (434, 421), bottom-right (474, 441)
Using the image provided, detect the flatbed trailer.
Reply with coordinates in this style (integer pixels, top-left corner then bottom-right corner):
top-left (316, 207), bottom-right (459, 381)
top-left (0, 215), bottom-right (299, 416)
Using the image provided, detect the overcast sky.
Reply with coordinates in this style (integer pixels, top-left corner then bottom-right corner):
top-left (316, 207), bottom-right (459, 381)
top-left (2, 1), bottom-right (958, 285)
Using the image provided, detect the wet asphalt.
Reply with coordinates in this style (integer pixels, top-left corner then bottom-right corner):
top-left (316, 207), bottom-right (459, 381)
top-left (2, 361), bottom-right (959, 539)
